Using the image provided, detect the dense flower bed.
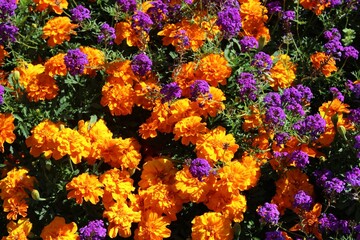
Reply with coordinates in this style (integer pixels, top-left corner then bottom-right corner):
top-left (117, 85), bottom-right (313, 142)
top-left (0, 0), bottom-right (360, 239)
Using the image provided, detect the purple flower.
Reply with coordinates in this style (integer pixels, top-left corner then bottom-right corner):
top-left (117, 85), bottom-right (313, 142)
top-left (343, 46), bottom-right (359, 59)
top-left (282, 10), bottom-right (295, 21)
top-left (132, 11), bottom-right (153, 33)
top-left (0, 0), bottom-right (17, 19)
top-left (131, 53), bottom-right (152, 76)
top-left (285, 102), bottom-right (305, 116)
top-left (274, 132), bottom-right (290, 145)
top-left (147, 1), bottom-right (168, 28)
top-left (324, 177), bottom-right (345, 195)
top-left (293, 114), bottom-right (326, 140)
top-left (175, 29), bottom-right (190, 48)
top-left (264, 92), bottom-right (282, 107)
top-left (216, 6), bottom-right (242, 39)
top-left (324, 39), bottom-right (344, 58)
top-left (295, 84), bottom-right (313, 102)
top-left (160, 82), bottom-right (182, 103)
top-left (349, 108), bottom-right (360, 124)
top-left (330, 87), bottom-right (344, 101)
top-left (314, 169), bottom-right (333, 187)
top-left (324, 28), bottom-right (341, 41)
top-left (116, 0), bottom-right (136, 12)
top-left (64, 49), bottom-right (89, 76)
top-left (265, 231), bottom-right (285, 240)
top-left (290, 150), bottom-right (309, 169)
top-left (0, 21), bottom-right (18, 44)
top-left (265, 107), bottom-right (286, 126)
top-left (79, 219), bottom-right (107, 240)
top-left (70, 5), bottom-right (91, 22)
top-left (329, 0), bottom-right (342, 7)
top-left (355, 135), bottom-right (360, 158)
top-left (266, 1), bottom-right (282, 14)
top-left (237, 72), bottom-right (257, 101)
top-left (189, 158), bottom-right (211, 181)
top-left (281, 87), bottom-right (303, 105)
top-left (189, 80), bottom-right (210, 100)
top-left (293, 190), bottom-right (313, 211)
top-left (346, 80), bottom-right (360, 98)
top-left (0, 84), bottom-right (4, 105)
top-left (239, 36), bottom-right (258, 52)
top-left (257, 202), bottom-right (280, 224)
top-left (338, 220), bottom-right (351, 234)
top-left (345, 167), bottom-right (360, 187)
top-left (97, 23), bottom-right (116, 45)
top-left (319, 213), bottom-right (339, 232)
top-left (252, 52), bottom-right (273, 71)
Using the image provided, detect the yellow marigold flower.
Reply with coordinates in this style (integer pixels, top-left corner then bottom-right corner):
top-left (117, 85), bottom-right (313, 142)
top-left (272, 169), bottom-right (314, 214)
top-left (300, 0), bottom-right (330, 15)
top-left (319, 99), bottom-right (350, 122)
top-left (51, 127), bottom-right (91, 164)
top-left (25, 119), bottom-right (61, 158)
top-left (2, 218), bottom-right (32, 240)
top-left (134, 210), bottom-right (171, 240)
top-left (0, 168), bottom-right (35, 200)
top-left (139, 183), bottom-right (183, 221)
top-left (167, 98), bottom-right (196, 127)
top-left (173, 116), bottom-right (208, 145)
top-left (174, 165), bottom-right (211, 203)
top-left (158, 19), bottom-right (206, 52)
top-left (33, 0), bottom-right (68, 14)
top-left (66, 173), bottom-right (104, 205)
top-left (269, 54), bottom-right (297, 90)
top-left (0, 113), bottom-right (16, 153)
top-left (114, 21), bottom-right (148, 48)
top-left (138, 157), bottom-right (177, 189)
top-left (0, 45), bottom-right (8, 65)
top-left (100, 168), bottom-right (135, 208)
top-left (133, 74), bottom-right (161, 110)
top-left (42, 17), bottom-right (78, 47)
top-left (40, 216), bottom-right (79, 240)
top-left (26, 73), bottom-right (59, 102)
top-left (205, 189), bottom-right (247, 222)
top-left (105, 60), bottom-right (138, 85)
top-left (103, 201), bottom-right (141, 238)
top-left (44, 53), bottom-right (67, 77)
top-left (195, 126), bottom-right (239, 165)
top-left (191, 212), bottom-right (234, 240)
top-left (195, 54), bottom-right (232, 87)
top-left (101, 137), bottom-right (142, 169)
top-left (310, 52), bottom-right (337, 77)
top-left (194, 87), bottom-right (226, 118)
top-left (79, 46), bottom-right (105, 76)
top-left (15, 62), bottom-right (44, 89)
top-left (101, 82), bottom-right (135, 116)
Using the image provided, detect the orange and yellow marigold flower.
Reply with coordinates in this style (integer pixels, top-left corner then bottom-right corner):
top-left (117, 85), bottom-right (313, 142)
top-left (0, 113), bottom-right (16, 153)
top-left (310, 52), bottom-right (337, 77)
top-left (173, 116), bottom-right (208, 145)
top-left (2, 218), bottom-right (32, 240)
top-left (33, 0), bottom-right (68, 14)
top-left (134, 210), bottom-right (171, 240)
top-left (269, 54), bottom-right (297, 90)
top-left (42, 16), bottom-right (78, 47)
top-left (40, 216), bottom-right (79, 240)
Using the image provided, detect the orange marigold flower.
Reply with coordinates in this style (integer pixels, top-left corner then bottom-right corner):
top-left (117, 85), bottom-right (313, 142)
top-left (105, 60), bottom-right (138, 85)
top-left (138, 119), bottom-right (160, 139)
top-left (114, 21), bottom-right (148, 48)
top-left (269, 54), bottom-right (297, 90)
top-left (300, 0), bottom-right (330, 15)
top-left (174, 165), bottom-right (212, 203)
top-left (103, 201), bottom-right (141, 238)
top-left (25, 119), bottom-right (61, 158)
top-left (79, 46), bottom-right (105, 76)
top-left (158, 19), bottom-right (206, 52)
top-left (101, 137), bottom-right (142, 170)
top-left (0, 45), bottom-right (8, 65)
top-left (290, 203), bottom-right (323, 240)
top-left (101, 82), bottom-right (135, 116)
top-left (173, 62), bottom-right (197, 97)
top-left (242, 106), bottom-right (263, 132)
top-left (33, 0), bottom-right (68, 14)
top-left (191, 212), bottom-right (234, 240)
top-left (319, 99), bottom-right (350, 122)
top-left (138, 157), bottom-right (177, 189)
top-left (133, 74), bottom-right (161, 110)
top-left (2, 218), bottom-right (32, 240)
top-left (15, 62), bottom-right (44, 89)
top-left (26, 73), bottom-right (59, 102)
top-left (195, 126), bottom-right (239, 165)
top-left (195, 54), bottom-right (232, 87)
top-left (272, 169), bottom-right (314, 214)
top-left (173, 116), bottom-right (208, 145)
top-left (0, 113), bottom-right (16, 152)
top-left (3, 197), bottom-right (28, 220)
top-left (134, 210), bottom-right (171, 240)
top-left (40, 216), bottom-right (79, 240)
top-left (193, 86), bottom-right (226, 117)
top-left (51, 127), bottom-right (91, 164)
top-left (310, 52), bottom-right (337, 77)
top-left (44, 53), bottom-right (67, 77)
top-left (0, 168), bottom-right (35, 200)
top-left (66, 173), bottom-right (104, 205)
top-left (42, 17), bottom-right (77, 47)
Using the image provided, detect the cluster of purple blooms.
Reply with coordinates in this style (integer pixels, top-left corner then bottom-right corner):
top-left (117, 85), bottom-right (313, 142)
top-left (160, 82), bottom-right (182, 103)
top-left (147, 0), bottom-right (168, 28)
top-left (70, 5), bottom-right (91, 23)
top-left (97, 23), bottom-right (116, 45)
top-left (265, 231), bottom-right (285, 240)
top-left (251, 52), bottom-right (273, 71)
top-left (189, 80), bottom-right (211, 100)
top-left (346, 80), bottom-right (360, 99)
top-left (257, 202), bottom-right (280, 225)
top-left (239, 36), bottom-right (258, 52)
top-left (237, 72), bottom-right (257, 101)
top-left (189, 158), bottom-right (212, 181)
top-left (313, 169), bottom-right (346, 196)
top-left (319, 213), bottom-right (351, 235)
top-left (329, 87), bottom-right (344, 102)
top-left (345, 166), bottom-right (360, 187)
top-left (293, 190), bottom-right (313, 211)
top-left (0, 84), bottom-right (4, 105)
top-left (0, 0), bottom-right (16, 19)
top-left (273, 150), bottom-right (309, 169)
top-left (265, 106), bottom-right (286, 127)
top-left (131, 11), bottom-right (153, 33)
top-left (323, 28), bottom-right (359, 60)
top-left (0, 21), bottom-right (18, 45)
top-left (349, 108), bottom-right (360, 124)
top-left (354, 135), bottom-right (360, 159)
top-left (216, 2), bottom-right (242, 39)
top-left (131, 52), bottom-right (152, 76)
top-left (64, 49), bottom-right (89, 76)
top-left (116, 0), bottom-right (136, 12)
top-left (175, 29), bottom-right (190, 49)
top-left (79, 219), bottom-right (107, 240)
top-left (293, 114), bottom-right (326, 141)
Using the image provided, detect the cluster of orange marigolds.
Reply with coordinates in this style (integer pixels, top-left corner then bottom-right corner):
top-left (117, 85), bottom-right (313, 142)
top-left (0, 0), bottom-right (358, 238)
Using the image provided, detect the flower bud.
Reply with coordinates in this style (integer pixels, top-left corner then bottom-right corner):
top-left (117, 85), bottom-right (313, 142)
top-left (31, 189), bottom-right (41, 200)
top-left (337, 125), bottom-right (347, 140)
top-left (12, 70), bottom-right (20, 81)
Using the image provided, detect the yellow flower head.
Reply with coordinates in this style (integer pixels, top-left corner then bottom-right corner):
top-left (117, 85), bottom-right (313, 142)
top-left (101, 82), bottom-right (135, 116)
top-left (173, 116), bottom-right (208, 146)
top-left (134, 210), bottom-right (171, 240)
top-left (33, 0), bottom-right (68, 14)
top-left (44, 53), bottom-right (67, 77)
top-left (42, 17), bottom-right (78, 47)
top-left (40, 216), bottom-right (79, 240)
top-left (269, 54), bottom-right (297, 90)
top-left (3, 218), bottom-right (32, 239)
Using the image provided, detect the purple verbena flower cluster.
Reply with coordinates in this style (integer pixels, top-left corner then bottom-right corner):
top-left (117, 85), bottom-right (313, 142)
top-left (293, 114), bottom-right (326, 141)
top-left (70, 5), bottom-right (91, 23)
top-left (319, 213), bottom-right (351, 234)
top-left (0, 84), bottom-right (4, 105)
top-left (348, 108), bottom-right (360, 124)
top-left (274, 132), bottom-right (290, 145)
top-left (64, 49), bottom-right (89, 76)
top-left (147, 0), bottom-right (168, 28)
top-left (265, 231), bottom-right (286, 240)
top-left (329, 87), bottom-right (344, 101)
top-left (293, 190), bottom-right (313, 211)
top-left (323, 28), bottom-right (358, 60)
top-left (289, 150), bottom-right (309, 169)
top-left (257, 202), bottom-right (280, 224)
top-left (189, 158), bottom-right (211, 181)
top-left (97, 23), bottom-right (116, 45)
top-left (237, 72), bottom-right (257, 101)
top-left (132, 11), bottom-right (153, 33)
top-left (0, 0), bottom-right (16, 19)
top-left (252, 52), bottom-right (273, 71)
top-left (216, 5), bottom-right (242, 39)
top-left (314, 168), bottom-right (345, 195)
top-left (266, 1), bottom-right (282, 14)
top-left (346, 80), bottom-right (360, 98)
top-left (131, 53), bottom-right (152, 76)
top-left (344, 167), bottom-right (360, 187)
top-left (354, 135), bottom-right (360, 158)
top-left (239, 36), bottom-right (258, 52)
top-left (116, 0), bottom-right (136, 12)
top-left (160, 82), bottom-right (182, 103)
top-left (265, 106), bottom-right (286, 127)
top-left (189, 80), bottom-right (211, 100)
top-left (79, 219), bottom-right (107, 240)
top-left (0, 21), bottom-right (18, 45)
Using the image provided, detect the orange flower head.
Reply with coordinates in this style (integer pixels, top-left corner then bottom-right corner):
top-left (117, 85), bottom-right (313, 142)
top-left (26, 73), bottom-right (59, 102)
top-left (44, 53), bottom-right (67, 77)
top-left (242, 106), bottom-right (263, 132)
top-left (191, 212), bottom-right (234, 240)
top-left (79, 46), bottom-right (105, 76)
top-left (193, 86), bottom-right (226, 117)
top-left (173, 62), bottom-right (197, 97)
top-left (0, 113), bottom-right (16, 152)
top-left (42, 17), bottom-right (78, 47)
top-left (134, 210), bottom-right (171, 240)
top-left (0, 45), bottom-right (8, 65)
top-left (310, 52), bottom-right (337, 77)
top-left (15, 62), bottom-right (44, 89)
top-left (173, 116), bottom-right (208, 145)
top-left (300, 0), bottom-right (330, 15)
top-left (105, 60), bottom-right (138, 85)
top-left (40, 216), bottom-right (79, 240)
top-left (114, 21), bottom-right (149, 48)
top-left (0, 168), bottom-right (35, 200)
top-left (66, 173), bottom-right (104, 205)
top-left (195, 54), bottom-right (232, 87)
top-left (3, 197), bottom-right (29, 220)
top-left (3, 218), bottom-right (32, 239)
top-left (101, 82), bottom-right (136, 116)
top-left (33, 0), bottom-right (68, 14)
top-left (269, 54), bottom-right (297, 90)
